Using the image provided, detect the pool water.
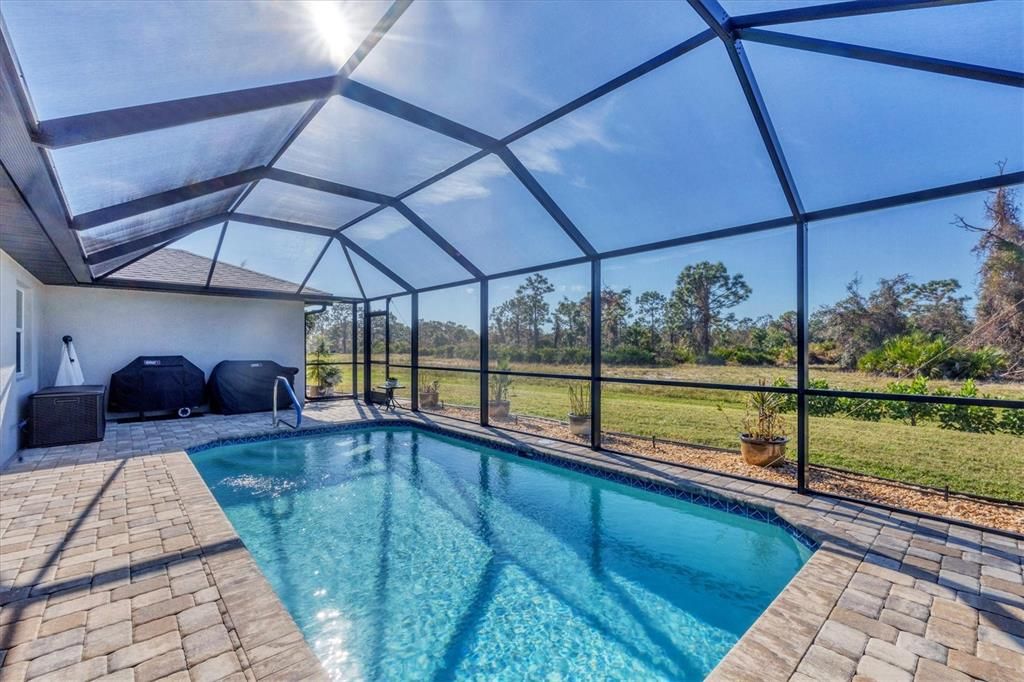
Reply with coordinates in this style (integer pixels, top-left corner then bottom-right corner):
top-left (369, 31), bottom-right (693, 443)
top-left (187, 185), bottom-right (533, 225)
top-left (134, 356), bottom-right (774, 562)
top-left (191, 427), bottom-right (811, 681)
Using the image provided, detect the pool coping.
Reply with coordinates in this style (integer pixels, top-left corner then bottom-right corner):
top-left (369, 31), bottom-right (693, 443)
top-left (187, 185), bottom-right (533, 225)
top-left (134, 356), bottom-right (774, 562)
top-left (185, 417), bottom-right (868, 681)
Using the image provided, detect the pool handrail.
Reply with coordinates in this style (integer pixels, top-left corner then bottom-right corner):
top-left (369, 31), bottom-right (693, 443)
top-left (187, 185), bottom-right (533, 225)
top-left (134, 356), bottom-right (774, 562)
top-left (272, 375), bottom-right (302, 429)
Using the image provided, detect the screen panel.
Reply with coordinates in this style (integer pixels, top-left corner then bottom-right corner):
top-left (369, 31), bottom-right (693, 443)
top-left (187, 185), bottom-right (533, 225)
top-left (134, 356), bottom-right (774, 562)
top-left (404, 154), bottom-right (584, 274)
top-left (416, 369), bottom-right (480, 422)
top-left (509, 40), bottom-right (793, 252)
top-left (419, 284), bottom-right (481, 369)
top-left (777, 1), bottom-right (1023, 73)
top-left (348, 249), bottom-right (407, 299)
top-left (238, 180), bottom-right (377, 229)
top-left (389, 295), bottom-right (413, 366)
top-left (77, 188), bottom-right (240, 254)
top-left (51, 104), bottom-right (308, 215)
top-left (2, 0), bottom-right (388, 119)
top-left (212, 221), bottom-right (326, 292)
top-left (343, 208), bottom-right (471, 288)
top-left (807, 187), bottom-right (1024, 399)
top-left (601, 227), bottom-right (797, 386)
top-left (488, 263), bottom-right (591, 372)
top-left (303, 239), bottom-right (363, 298)
top-left (353, 0), bottom-right (709, 137)
top-left (275, 96), bottom-right (477, 196)
top-left (743, 40), bottom-right (1024, 210)
top-left (106, 226), bottom-right (223, 286)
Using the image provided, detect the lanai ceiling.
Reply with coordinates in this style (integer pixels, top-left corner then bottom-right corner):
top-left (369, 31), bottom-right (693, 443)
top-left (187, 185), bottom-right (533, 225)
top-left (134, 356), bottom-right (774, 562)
top-left (1, 0), bottom-right (1021, 301)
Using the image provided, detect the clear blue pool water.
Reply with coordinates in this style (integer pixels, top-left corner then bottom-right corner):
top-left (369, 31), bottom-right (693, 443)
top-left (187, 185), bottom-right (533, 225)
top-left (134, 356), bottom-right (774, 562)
top-left (191, 427), bottom-right (812, 681)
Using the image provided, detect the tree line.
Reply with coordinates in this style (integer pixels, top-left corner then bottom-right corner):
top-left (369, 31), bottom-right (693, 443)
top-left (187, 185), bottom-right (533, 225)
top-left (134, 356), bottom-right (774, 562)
top-left (308, 184), bottom-right (1023, 381)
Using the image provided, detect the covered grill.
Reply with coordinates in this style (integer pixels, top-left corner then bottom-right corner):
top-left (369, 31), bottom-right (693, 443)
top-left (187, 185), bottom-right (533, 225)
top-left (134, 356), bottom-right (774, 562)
top-left (207, 360), bottom-right (299, 415)
top-left (108, 356), bottom-right (206, 415)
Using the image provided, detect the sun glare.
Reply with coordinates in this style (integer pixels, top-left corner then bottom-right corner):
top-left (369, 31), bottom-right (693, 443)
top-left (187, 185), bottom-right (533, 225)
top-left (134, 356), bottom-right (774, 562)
top-left (305, 1), bottom-right (359, 67)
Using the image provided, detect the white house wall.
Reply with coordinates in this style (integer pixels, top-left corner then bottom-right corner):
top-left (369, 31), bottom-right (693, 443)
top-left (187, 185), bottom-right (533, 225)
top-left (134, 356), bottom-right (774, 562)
top-left (1, 248), bottom-right (307, 463)
top-left (0, 250), bottom-right (44, 464)
top-left (40, 286), bottom-right (307, 414)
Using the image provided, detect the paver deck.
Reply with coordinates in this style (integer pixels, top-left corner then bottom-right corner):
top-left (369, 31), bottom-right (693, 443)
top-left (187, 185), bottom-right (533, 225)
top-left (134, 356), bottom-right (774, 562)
top-left (2, 401), bottom-right (1022, 681)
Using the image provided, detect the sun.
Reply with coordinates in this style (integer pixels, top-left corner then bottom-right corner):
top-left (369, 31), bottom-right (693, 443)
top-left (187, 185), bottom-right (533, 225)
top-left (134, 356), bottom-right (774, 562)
top-left (304, 1), bottom-right (360, 67)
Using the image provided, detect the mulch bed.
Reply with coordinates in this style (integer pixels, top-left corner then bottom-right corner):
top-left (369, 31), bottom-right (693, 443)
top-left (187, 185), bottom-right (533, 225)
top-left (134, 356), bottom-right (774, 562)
top-left (421, 405), bottom-right (1024, 535)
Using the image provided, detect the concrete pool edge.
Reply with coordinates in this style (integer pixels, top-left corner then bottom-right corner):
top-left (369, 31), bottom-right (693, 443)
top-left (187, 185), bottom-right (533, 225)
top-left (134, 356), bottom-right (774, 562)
top-left (162, 453), bottom-right (329, 681)
top-left (185, 418), bottom-right (868, 681)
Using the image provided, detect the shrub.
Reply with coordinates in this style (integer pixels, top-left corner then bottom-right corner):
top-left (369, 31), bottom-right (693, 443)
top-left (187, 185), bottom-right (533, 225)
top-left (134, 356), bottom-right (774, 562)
top-left (884, 376), bottom-right (934, 425)
top-left (771, 377), bottom-right (797, 412)
top-left (933, 380), bottom-right (999, 433)
top-left (999, 407), bottom-right (1024, 436)
top-left (807, 378), bottom-right (842, 417)
top-left (808, 341), bottom-right (839, 365)
top-left (858, 333), bottom-right (946, 376)
top-left (672, 347), bottom-right (696, 364)
top-left (858, 333), bottom-right (1007, 380)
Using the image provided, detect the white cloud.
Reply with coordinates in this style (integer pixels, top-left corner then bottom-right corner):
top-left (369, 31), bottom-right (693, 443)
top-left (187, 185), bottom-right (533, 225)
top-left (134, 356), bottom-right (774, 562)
top-left (514, 98), bottom-right (620, 175)
top-left (411, 155), bottom-right (510, 206)
top-left (346, 209), bottom-right (409, 241)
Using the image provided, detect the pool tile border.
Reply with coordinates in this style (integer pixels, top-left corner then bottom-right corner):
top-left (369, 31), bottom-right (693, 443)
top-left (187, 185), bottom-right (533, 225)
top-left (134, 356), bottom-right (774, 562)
top-left (187, 420), bottom-right (819, 550)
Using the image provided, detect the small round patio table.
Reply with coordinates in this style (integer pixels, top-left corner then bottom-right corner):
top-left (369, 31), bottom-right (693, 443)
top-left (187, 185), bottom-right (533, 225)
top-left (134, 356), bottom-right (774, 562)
top-left (374, 384), bottom-right (405, 411)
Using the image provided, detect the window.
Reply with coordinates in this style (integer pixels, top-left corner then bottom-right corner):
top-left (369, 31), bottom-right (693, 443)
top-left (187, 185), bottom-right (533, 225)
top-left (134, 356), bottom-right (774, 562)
top-left (15, 287), bottom-right (26, 377)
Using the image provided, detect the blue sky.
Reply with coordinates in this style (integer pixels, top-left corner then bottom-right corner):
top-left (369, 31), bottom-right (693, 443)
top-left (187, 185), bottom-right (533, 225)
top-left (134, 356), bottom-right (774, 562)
top-left (3, 1), bottom-right (1020, 317)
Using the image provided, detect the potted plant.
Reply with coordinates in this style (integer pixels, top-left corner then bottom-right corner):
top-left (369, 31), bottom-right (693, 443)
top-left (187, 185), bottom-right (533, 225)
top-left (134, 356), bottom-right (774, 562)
top-left (319, 365), bottom-right (341, 397)
top-left (567, 383), bottom-right (591, 437)
top-left (385, 376), bottom-right (398, 388)
top-left (308, 338), bottom-right (342, 397)
top-left (740, 380), bottom-right (788, 467)
top-left (488, 357), bottom-right (513, 420)
top-left (419, 379), bottom-right (440, 409)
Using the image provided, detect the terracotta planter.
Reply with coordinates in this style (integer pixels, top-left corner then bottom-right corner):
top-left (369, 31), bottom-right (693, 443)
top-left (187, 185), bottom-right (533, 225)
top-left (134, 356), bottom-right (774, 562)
top-left (488, 400), bottom-right (510, 420)
top-left (740, 435), bottom-right (788, 467)
top-left (568, 414), bottom-right (591, 437)
top-left (420, 391), bottom-right (439, 409)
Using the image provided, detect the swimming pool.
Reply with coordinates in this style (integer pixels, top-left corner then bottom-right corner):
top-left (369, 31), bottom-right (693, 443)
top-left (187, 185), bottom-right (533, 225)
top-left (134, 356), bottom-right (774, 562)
top-left (191, 426), bottom-right (812, 680)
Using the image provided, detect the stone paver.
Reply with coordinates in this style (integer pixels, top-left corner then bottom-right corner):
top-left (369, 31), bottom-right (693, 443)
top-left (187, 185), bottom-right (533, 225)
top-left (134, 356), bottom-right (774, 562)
top-left (2, 401), bottom-right (1022, 682)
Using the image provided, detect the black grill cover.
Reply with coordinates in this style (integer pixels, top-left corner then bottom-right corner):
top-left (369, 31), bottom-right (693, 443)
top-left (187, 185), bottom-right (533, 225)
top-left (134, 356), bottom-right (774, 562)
top-left (208, 360), bottom-right (299, 415)
top-left (108, 356), bottom-right (206, 413)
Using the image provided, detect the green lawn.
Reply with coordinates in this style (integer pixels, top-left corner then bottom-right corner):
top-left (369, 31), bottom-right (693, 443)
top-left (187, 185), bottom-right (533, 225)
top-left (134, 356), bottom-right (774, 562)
top-left (412, 367), bottom-right (1024, 503)
top-left (309, 352), bottom-right (1024, 399)
top-left (306, 355), bottom-right (1024, 501)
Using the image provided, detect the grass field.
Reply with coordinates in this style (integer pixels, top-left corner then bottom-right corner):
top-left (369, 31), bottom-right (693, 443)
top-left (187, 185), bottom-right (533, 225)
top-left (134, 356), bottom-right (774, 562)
top-left (308, 355), bottom-right (1024, 502)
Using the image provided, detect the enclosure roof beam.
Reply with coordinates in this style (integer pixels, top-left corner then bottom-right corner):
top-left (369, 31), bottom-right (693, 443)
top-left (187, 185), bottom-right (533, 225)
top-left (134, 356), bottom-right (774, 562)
top-left (392, 201), bottom-right (486, 279)
top-left (499, 30), bottom-right (716, 147)
top-left (737, 29), bottom-right (1024, 88)
top-left (90, 276), bottom-right (362, 303)
top-left (85, 213), bottom-right (230, 265)
top-left (296, 237), bottom-right (332, 294)
top-left (71, 167), bottom-right (263, 230)
top-left (497, 148), bottom-right (597, 257)
top-left (803, 170), bottom-right (1024, 223)
top-left (263, 167), bottom-right (393, 204)
top-left (341, 81), bottom-right (499, 149)
top-left (32, 77), bottom-right (341, 148)
top-left (730, 0), bottom-right (988, 30)
top-left (71, 166), bottom-right (391, 231)
top-left (336, 233), bottom-right (414, 293)
top-left (229, 213), bottom-right (336, 237)
top-left (31, 0), bottom-right (413, 149)
top-left (341, 241), bottom-right (366, 299)
top-left (688, 0), bottom-right (805, 221)
top-left (230, 213), bottom-right (413, 292)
